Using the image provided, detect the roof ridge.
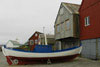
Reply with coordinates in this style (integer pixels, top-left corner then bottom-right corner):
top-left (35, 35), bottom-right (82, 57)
top-left (61, 2), bottom-right (80, 6)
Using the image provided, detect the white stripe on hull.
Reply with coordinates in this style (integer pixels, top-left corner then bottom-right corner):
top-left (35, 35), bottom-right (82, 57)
top-left (2, 46), bottom-right (82, 58)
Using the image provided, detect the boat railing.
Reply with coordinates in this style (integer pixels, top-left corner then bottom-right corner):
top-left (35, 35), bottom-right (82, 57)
top-left (3, 44), bottom-right (82, 53)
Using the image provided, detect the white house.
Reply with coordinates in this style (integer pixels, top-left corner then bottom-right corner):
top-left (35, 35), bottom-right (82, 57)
top-left (6, 40), bottom-right (20, 48)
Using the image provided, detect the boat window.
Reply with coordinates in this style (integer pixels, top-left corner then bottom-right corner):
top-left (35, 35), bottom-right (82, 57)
top-left (30, 40), bottom-right (34, 45)
top-left (35, 39), bottom-right (38, 44)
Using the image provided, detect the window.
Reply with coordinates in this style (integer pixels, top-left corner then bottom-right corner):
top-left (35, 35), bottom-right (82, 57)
top-left (85, 16), bottom-right (90, 26)
top-left (30, 40), bottom-right (34, 45)
top-left (57, 25), bottom-right (60, 33)
top-left (35, 39), bottom-right (38, 44)
top-left (35, 33), bottom-right (38, 37)
top-left (61, 22), bottom-right (65, 30)
top-left (66, 20), bottom-right (70, 30)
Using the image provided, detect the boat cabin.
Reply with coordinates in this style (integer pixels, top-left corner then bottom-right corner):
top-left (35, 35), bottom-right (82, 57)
top-left (28, 31), bottom-right (55, 51)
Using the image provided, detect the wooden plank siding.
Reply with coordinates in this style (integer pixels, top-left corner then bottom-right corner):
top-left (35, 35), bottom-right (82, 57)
top-left (79, 0), bottom-right (100, 40)
top-left (55, 3), bottom-right (80, 40)
top-left (79, 0), bottom-right (100, 59)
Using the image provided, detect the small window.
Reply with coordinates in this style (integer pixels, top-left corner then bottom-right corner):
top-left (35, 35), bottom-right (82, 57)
top-left (61, 22), bottom-right (64, 30)
top-left (66, 20), bottom-right (70, 30)
top-left (57, 25), bottom-right (60, 33)
top-left (35, 34), bottom-right (38, 37)
top-left (30, 40), bottom-right (34, 45)
top-left (85, 16), bottom-right (90, 26)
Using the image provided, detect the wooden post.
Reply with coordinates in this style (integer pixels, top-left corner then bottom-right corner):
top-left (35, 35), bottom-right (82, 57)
top-left (43, 27), bottom-right (48, 45)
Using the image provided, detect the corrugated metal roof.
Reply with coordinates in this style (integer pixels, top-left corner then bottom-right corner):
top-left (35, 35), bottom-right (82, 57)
top-left (62, 2), bottom-right (80, 14)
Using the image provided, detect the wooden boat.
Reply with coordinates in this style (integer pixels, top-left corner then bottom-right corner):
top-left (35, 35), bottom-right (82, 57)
top-left (2, 45), bottom-right (82, 65)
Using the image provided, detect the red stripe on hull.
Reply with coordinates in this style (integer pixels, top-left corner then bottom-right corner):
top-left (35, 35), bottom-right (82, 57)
top-left (6, 54), bottom-right (79, 65)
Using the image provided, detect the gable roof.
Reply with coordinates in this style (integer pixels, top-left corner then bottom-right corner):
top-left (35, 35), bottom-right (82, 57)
top-left (62, 2), bottom-right (80, 14)
top-left (35, 31), bottom-right (43, 34)
top-left (9, 40), bottom-right (20, 46)
top-left (29, 31), bottom-right (43, 40)
top-left (54, 2), bottom-right (80, 25)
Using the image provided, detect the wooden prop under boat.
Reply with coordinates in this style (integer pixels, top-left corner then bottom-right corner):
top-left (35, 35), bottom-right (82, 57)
top-left (2, 45), bottom-right (82, 65)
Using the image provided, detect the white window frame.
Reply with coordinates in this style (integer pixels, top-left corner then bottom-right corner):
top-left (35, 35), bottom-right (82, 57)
top-left (85, 16), bottom-right (90, 26)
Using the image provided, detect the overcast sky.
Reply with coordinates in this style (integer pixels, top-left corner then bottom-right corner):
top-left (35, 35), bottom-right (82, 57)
top-left (0, 0), bottom-right (82, 44)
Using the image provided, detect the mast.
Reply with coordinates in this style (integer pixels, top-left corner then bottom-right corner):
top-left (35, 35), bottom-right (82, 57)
top-left (43, 27), bottom-right (48, 45)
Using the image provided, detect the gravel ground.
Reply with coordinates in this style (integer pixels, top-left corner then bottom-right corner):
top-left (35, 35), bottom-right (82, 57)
top-left (0, 52), bottom-right (100, 67)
